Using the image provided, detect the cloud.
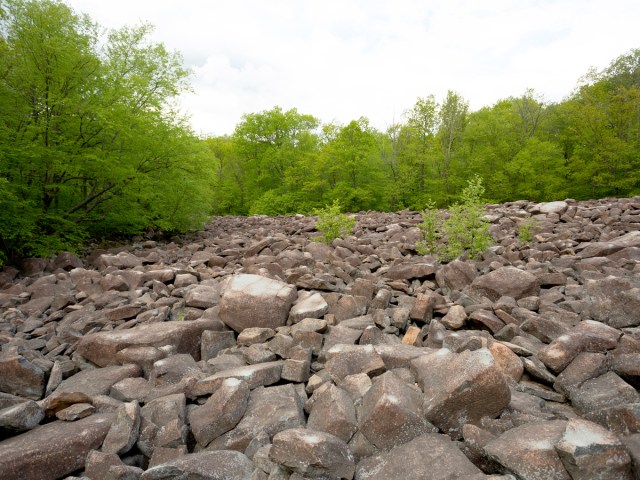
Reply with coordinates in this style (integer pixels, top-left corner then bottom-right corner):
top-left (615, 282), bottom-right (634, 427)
top-left (66, 0), bottom-right (640, 135)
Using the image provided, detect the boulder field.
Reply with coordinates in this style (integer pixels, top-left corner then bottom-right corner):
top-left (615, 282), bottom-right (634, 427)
top-left (1, 197), bottom-right (640, 479)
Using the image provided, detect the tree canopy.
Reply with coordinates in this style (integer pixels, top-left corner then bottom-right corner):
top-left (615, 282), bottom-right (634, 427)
top-left (0, 0), bottom-right (214, 264)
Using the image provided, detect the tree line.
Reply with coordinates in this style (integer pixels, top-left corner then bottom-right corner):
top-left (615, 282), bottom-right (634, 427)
top-left (1, 0), bottom-right (639, 264)
top-left (209, 55), bottom-right (640, 216)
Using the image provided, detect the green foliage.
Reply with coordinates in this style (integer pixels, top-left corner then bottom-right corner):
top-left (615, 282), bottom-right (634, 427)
top-left (517, 217), bottom-right (539, 244)
top-left (0, 0), bottom-right (213, 263)
top-left (313, 200), bottom-right (356, 244)
top-left (417, 176), bottom-right (492, 262)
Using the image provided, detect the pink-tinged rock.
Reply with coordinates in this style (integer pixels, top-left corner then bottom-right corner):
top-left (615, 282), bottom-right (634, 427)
top-left (436, 259), bottom-right (478, 291)
top-left (141, 450), bottom-right (256, 480)
top-left (200, 330), bottom-right (236, 362)
top-left (356, 433), bottom-right (482, 480)
top-left (55, 402), bottom-right (95, 421)
top-left (0, 393), bottom-right (44, 434)
top-left (192, 361), bottom-right (283, 396)
top-left (52, 364), bottom-right (142, 398)
top-left (94, 252), bottom-right (142, 269)
top-left (270, 428), bottom-right (355, 480)
top-left (206, 384), bottom-right (305, 452)
top-left (288, 292), bottom-right (329, 323)
top-left (324, 344), bottom-right (386, 382)
top-left (76, 318), bottom-right (224, 367)
top-left (0, 413), bottom-right (114, 480)
top-left (386, 260), bottom-right (436, 280)
top-left (359, 371), bottom-right (436, 450)
top-left (484, 420), bottom-right (571, 480)
top-left (184, 284), bottom-right (220, 309)
top-left (569, 372), bottom-right (640, 423)
top-left (578, 230), bottom-right (640, 258)
top-left (0, 354), bottom-right (46, 400)
top-left (538, 320), bottom-right (621, 373)
top-left (412, 348), bottom-right (510, 437)
top-left (489, 342), bottom-right (524, 382)
top-left (137, 393), bottom-right (187, 458)
top-left (188, 378), bottom-right (249, 447)
top-left (470, 266), bottom-right (539, 301)
top-left (307, 384), bottom-right (357, 443)
top-left (101, 401), bottom-right (141, 455)
top-left (218, 274), bottom-right (297, 333)
top-left (555, 418), bottom-right (633, 480)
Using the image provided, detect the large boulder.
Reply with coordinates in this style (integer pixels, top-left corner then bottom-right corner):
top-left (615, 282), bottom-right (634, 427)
top-left (270, 427), bottom-right (355, 480)
top-left (411, 348), bottom-right (511, 437)
top-left (356, 433), bottom-right (482, 479)
top-left (141, 450), bottom-right (256, 480)
top-left (218, 274), bottom-right (297, 333)
top-left (469, 266), bottom-right (539, 301)
top-left (0, 413), bottom-right (114, 480)
top-left (76, 318), bottom-right (225, 367)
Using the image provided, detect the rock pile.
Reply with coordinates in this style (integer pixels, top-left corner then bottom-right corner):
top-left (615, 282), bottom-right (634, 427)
top-left (1, 197), bottom-right (640, 479)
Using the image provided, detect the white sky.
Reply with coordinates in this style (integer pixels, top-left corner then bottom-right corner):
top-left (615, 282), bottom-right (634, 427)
top-left (65, 0), bottom-right (639, 137)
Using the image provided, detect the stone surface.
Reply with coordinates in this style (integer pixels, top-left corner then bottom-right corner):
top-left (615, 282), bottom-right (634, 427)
top-left (470, 266), bottom-right (540, 301)
top-left (355, 433), bottom-right (482, 480)
top-left (141, 450), bottom-right (256, 480)
top-left (307, 383), bottom-right (357, 443)
top-left (102, 401), bottom-right (141, 455)
top-left (269, 427), bottom-right (355, 480)
top-left (358, 371), bottom-right (436, 450)
top-left (188, 378), bottom-right (249, 447)
top-left (484, 420), bottom-right (571, 480)
top-left (77, 318), bottom-right (224, 367)
top-left (412, 348), bottom-right (511, 437)
top-left (0, 354), bottom-right (46, 400)
top-left (207, 384), bottom-right (305, 452)
top-left (219, 274), bottom-right (297, 332)
top-left (0, 413), bottom-right (114, 480)
top-left (555, 418), bottom-right (633, 480)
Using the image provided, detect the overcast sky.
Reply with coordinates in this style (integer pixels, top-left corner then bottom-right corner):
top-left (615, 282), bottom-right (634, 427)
top-left (65, 0), bottom-right (639, 137)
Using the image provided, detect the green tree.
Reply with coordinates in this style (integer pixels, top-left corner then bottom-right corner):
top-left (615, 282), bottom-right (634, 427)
top-left (0, 0), bottom-right (213, 261)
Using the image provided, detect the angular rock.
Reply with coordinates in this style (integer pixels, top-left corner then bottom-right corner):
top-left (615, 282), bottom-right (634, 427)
top-left (307, 384), bottom-right (357, 443)
top-left (52, 364), bottom-right (142, 398)
top-left (489, 342), bottom-right (523, 382)
top-left (183, 284), bottom-right (220, 309)
top-left (207, 384), bottom-right (305, 452)
top-left (218, 274), bottom-right (297, 333)
top-left (141, 450), bottom-right (256, 480)
top-left (288, 292), bottom-right (329, 323)
top-left (484, 420), bottom-right (571, 480)
top-left (0, 354), bottom-right (46, 400)
top-left (137, 393), bottom-right (187, 458)
top-left (200, 330), bottom-right (236, 362)
top-left (411, 348), bottom-right (511, 437)
top-left (578, 230), bottom-right (640, 258)
top-left (358, 371), bottom-right (435, 450)
top-left (269, 427), bottom-right (355, 480)
top-left (538, 320), bottom-right (621, 374)
top-left (555, 418), bottom-right (633, 480)
top-left (386, 260), bottom-right (436, 280)
top-left (570, 372), bottom-right (640, 423)
top-left (192, 361), bottom-right (283, 396)
top-left (55, 402), bottom-right (95, 421)
top-left (470, 266), bottom-right (539, 301)
top-left (76, 318), bottom-right (224, 367)
top-left (102, 401), bottom-right (141, 455)
top-left (0, 394), bottom-right (44, 434)
top-left (188, 378), bottom-right (249, 447)
top-left (324, 344), bottom-right (386, 382)
top-left (0, 413), bottom-right (114, 480)
top-left (435, 259), bottom-right (478, 291)
top-left (237, 327), bottom-right (276, 346)
top-left (355, 433), bottom-right (481, 480)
